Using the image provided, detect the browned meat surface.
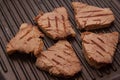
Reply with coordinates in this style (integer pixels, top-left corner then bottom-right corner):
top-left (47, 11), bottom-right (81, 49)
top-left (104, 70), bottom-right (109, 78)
top-left (34, 7), bottom-right (75, 40)
top-left (81, 32), bottom-right (119, 68)
top-left (6, 23), bottom-right (44, 57)
top-left (36, 40), bottom-right (82, 77)
top-left (72, 2), bottom-right (115, 30)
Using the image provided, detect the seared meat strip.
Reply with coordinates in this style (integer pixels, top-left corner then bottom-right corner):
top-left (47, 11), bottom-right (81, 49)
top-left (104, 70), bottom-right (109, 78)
top-left (36, 40), bottom-right (82, 77)
top-left (72, 2), bottom-right (115, 30)
top-left (6, 23), bottom-right (44, 57)
top-left (81, 32), bottom-right (119, 68)
top-left (34, 7), bottom-right (75, 40)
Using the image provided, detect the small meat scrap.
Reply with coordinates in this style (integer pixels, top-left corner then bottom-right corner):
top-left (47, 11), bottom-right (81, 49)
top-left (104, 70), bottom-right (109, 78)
top-left (6, 23), bottom-right (44, 57)
top-left (34, 7), bottom-right (75, 40)
top-left (36, 40), bottom-right (82, 77)
top-left (81, 32), bottom-right (119, 68)
top-left (72, 2), bottom-right (115, 30)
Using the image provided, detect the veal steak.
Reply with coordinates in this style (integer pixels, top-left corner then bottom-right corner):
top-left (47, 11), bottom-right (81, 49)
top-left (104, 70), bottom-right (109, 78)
top-left (81, 32), bottom-right (119, 68)
top-left (36, 40), bottom-right (82, 77)
top-left (6, 23), bottom-right (44, 57)
top-left (34, 7), bottom-right (75, 40)
top-left (72, 2), bottom-right (115, 30)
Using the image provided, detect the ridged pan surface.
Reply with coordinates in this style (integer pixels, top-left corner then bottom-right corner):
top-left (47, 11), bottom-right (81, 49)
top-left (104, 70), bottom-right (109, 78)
top-left (0, 0), bottom-right (120, 80)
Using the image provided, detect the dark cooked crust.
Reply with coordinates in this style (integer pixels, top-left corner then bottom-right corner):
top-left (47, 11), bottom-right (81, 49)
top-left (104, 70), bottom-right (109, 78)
top-left (6, 23), bottom-right (44, 57)
top-left (34, 7), bottom-right (76, 40)
top-left (36, 40), bottom-right (82, 77)
top-left (72, 2), bottom-right (115, 30)
top-left (81, 32), bottom-right (119, 68)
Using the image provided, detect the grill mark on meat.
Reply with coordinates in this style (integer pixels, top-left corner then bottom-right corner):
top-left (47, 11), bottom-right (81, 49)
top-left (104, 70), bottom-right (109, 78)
top-left (41, 53), bottom-right (54, 60)
top-left (41, 54), bottom-right (55, 64)
top-left (42, 53), bottom-right (63, 65)
top-left (62, 15), bottom-right (66, 33)
top-left (55, 54), bottom-right (72, 64)
top-left (78, 14), bottom-right (113, 18)
top-left (96, 50), bottom-right (104, 57)
top-left (91, 40), bottom-right (106, 52)
top-left (55, 54), bottom-right (69, 63)
top-left (80, 10), bottom-right (103, 13)
top-left (47, 17), bottom-right (51, 27)
top-left (83, 40), bottom-right (90, 44)
top-left (63, 50), bottom-right (72, 57)
top-left (55, 16), bottom-right (59, 33)
top-left (40, 54), bottom-right (56, 68)
top-left (55, 54), bottom-right (65, 60)
top-left (97, 37), bottom-right (105, 43)
top-left (52, 58), bottom-right (60, 65)
top-left (19, 30), bottom-right (31, 40)
top-left (26, 37), bottom-right (33, 41)
top-left (41, 53), bottom-right (48, 59)
top-left (64, 44), bottom-right (72, 49)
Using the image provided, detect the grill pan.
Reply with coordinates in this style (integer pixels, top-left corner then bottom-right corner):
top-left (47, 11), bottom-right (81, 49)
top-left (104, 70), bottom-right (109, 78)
top-left (0, 0), bottom-right (120, 80)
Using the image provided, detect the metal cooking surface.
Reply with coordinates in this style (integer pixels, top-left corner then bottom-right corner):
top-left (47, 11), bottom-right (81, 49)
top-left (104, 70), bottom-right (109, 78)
top-left (0, 0), bottom-right (120, 80)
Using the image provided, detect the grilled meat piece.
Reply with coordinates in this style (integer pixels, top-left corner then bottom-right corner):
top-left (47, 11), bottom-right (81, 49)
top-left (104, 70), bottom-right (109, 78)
top-left (72, 2), bottom-right (115, 30)
top-left (36, 40), bottom-right (82, 77)
top-left (81, 32), bottom-right (119, 68)
top-left (34, 7), bottom-right (76, 40)
top-left (6, 23), bottom-right (44, 57)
